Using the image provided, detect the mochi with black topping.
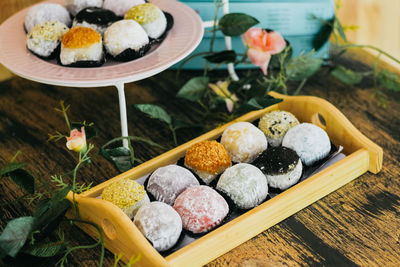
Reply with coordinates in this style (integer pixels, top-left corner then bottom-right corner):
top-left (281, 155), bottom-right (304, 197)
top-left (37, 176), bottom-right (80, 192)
top-left (253, 147), bottom-right (303, 190)
top-left (73, 7), bottom-right (118, 36)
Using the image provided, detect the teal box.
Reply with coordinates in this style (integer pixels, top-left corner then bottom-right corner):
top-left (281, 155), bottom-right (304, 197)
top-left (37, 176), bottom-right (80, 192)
top-left (175, 0), bottom-right (335, 69)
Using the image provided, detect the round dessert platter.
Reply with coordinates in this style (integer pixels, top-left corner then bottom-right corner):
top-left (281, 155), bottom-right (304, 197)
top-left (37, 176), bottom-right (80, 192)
top-left (0, 0), bottom-right (204, 146)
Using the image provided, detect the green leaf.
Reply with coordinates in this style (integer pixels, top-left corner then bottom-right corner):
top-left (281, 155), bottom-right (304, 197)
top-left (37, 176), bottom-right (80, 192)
top-left (134, 104), bottom-right (171, 125)
top-left (377, 69), bottom-right (400, 91)
top-left (0, 162), bottom-right (26, 177)
top-left (286, 54), bottom-right (323, 81)
top-left (71, 122), bottom-right (98, 139)
top-left (313, 17), bottom-right (335, 51)
top-left (21, 241), bottom-right (67, 258)
top-left (204, 50), bottom-right (237, 64)
top-left (218, 13), bottom-right (259, 36)
top-left (177, 77), bottom-right (209, 102)
top-left (100, 147), bottom-right (133, 172)
top-left (331, 66), bottom-right (363, 85)
top-left (0, 216), bottom-right (35, 257)
top-left (9, 169), bottom-right (35, 194)
top-left (33, 188), bottom-right (71, 238)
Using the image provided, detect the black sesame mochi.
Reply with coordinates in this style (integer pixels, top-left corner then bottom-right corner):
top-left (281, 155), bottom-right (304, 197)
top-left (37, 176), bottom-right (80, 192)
top-left (282, 123), bottom-right (331, 166)
top-left (134, 202), bottom-right (182, 251)
top-left (253, 147), bottom-right (303, 190)
top-left (216, 163), bottom-right (268, 209)
top-left (258, 110), bottom-right (299, 147)
top-left (146, 164), bottom-right (199, 206)
top-left (73, 7), bottom-right (118, 36)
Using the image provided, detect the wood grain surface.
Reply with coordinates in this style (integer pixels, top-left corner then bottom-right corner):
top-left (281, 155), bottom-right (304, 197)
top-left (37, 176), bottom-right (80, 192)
top-left (0, 50), bottom-right (399, 266)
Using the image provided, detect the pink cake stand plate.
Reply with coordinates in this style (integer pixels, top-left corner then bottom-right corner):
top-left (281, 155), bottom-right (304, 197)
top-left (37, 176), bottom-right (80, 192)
top-left (0, 0), bottom-right (204, 147)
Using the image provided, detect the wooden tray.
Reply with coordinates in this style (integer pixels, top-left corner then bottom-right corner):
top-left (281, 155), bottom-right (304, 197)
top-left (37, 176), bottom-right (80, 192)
top-left (66, 92), bottom-right (382, 266)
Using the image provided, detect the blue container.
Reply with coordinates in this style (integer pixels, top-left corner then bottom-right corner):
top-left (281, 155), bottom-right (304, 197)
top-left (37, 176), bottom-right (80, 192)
top-left (174, 0), bottom-right (335, 69)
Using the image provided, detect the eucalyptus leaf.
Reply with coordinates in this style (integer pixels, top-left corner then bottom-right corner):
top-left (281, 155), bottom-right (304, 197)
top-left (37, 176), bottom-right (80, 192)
top-left (331, 66), bottom-right (363, 85)
top-left (286, 54), bottom-right (323, 81)
top-left (204, 50), bottom-right (237, 64)
top-left (0, 162), bottom-right (26, 177)
top-left (100, 146), bottom-right (133, 172)
top-left (134, 104), bottom-right (171, 125)
top-left (21, 241), bottom-right (67, 258)
top-left (218, 13), bottom-right (259, 36)
top-left (313, 17), bottom-right (335, 51)
top-left (177, 77), bottom-right (209, 102)
top-left (377, 69), bottom-right (400, 91)
top-left (71, 122), bottom-right (98, 139)
top-left (0, 216), bottom-right (35, 257)
top-left (8, 169), bottom-right (35, 194)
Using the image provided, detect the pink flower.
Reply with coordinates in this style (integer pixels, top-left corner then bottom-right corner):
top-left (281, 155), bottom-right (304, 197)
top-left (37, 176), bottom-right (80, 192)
top-left (242, 28), bottom-right (286, 75)
top-left (208, 81), bottom-right (239, 113)
top-left (66, 127), bottom-right (87, 153)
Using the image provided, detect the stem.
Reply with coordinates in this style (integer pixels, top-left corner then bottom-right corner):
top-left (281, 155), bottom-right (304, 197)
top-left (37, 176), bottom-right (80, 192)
top-left (169, 124), bottom-right (178, 146)
top-left (60, 219), bottom-right (105, 267)
top-left (294, 78), bottom-right (308, 95)
top-left (341, 44), bottom-right (400, 64)
top-left (10, 150), bottom-right (22, 162)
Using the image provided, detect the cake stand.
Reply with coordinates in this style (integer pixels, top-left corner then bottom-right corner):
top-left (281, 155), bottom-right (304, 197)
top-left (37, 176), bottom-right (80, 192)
top-left (0, 0), bottom-right (204, 147)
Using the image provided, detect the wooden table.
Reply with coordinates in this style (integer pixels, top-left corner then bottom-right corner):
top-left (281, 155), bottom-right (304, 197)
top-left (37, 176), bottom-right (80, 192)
top-left (0, 49), bottom-right (399, 266)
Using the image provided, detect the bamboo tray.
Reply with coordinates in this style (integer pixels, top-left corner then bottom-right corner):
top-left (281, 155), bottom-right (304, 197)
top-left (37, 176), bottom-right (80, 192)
top-left (66, 92), bottom-right (382, 266)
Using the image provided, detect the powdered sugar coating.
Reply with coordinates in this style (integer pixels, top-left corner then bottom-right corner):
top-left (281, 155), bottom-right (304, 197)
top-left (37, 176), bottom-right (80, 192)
top-left (217, 163), bottom-right (268, 209)
top-left (134, 202), bottom-right (182, 251)
top-left (173, 185), bottom-right (229, 234)
top-left (103, 0), bottom-right (145, 17)
top-left (24, 3), bottom-right (71, 33)
top-left (282, 123), bottom-right (331, 166)
top-left (147, 165), bottom-right (199, 206)
top-left (64, 0), bottom-right (103, 16)
top-left (104, 20), bottom-right (149, 57)
top-left (221, 122), bottom-right (268, 163)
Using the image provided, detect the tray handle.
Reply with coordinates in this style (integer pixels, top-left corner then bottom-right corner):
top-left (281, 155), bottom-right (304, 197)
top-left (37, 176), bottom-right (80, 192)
top-left (66, 192), bottom-right (171, 267)
top-left (269, 92), bottom-right (382, 173)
